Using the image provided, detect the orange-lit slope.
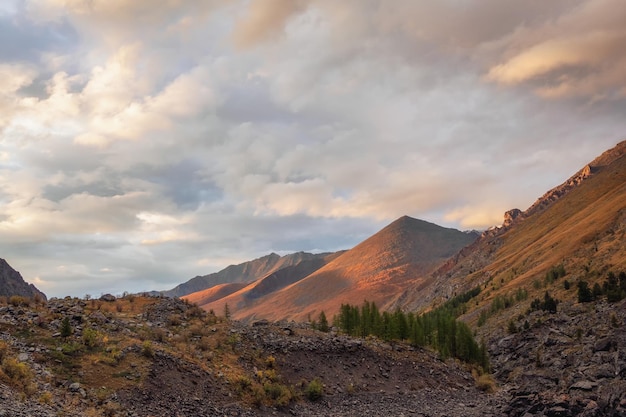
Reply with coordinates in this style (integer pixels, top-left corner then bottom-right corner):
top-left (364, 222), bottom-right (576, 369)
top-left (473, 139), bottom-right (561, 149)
top-left (227, 217), bottom-right (478, 322)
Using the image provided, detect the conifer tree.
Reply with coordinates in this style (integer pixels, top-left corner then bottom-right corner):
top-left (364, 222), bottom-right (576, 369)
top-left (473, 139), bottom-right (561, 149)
top-left (60, 317), bottom-right (72, 338)
top-left (318, 311), bottom-right (329, 332)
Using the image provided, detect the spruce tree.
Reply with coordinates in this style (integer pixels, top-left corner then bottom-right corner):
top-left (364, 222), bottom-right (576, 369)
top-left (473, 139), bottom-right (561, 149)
top-left (318, 311), bottom-right (329, 332)
top-left (60, 317), bottom-right (72, 338)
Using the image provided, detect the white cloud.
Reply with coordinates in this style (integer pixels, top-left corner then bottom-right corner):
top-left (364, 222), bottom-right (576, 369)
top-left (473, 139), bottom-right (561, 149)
top-left (0, 0), bottom-right (625, 298)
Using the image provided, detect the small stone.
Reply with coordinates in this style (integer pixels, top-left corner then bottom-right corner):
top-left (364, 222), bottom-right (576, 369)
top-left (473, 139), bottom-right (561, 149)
top-left (69, 382), bottom-right (81, 392)
top-left (17, 353), bottom-right (28, 362)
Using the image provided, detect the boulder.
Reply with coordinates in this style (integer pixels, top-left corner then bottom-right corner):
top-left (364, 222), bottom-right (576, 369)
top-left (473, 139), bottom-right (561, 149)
top-left (99, 294), bottom-right (117, 302)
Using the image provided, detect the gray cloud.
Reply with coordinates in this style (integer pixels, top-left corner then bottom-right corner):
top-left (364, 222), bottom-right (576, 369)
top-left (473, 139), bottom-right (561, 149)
top-left (0, 0), bottom-right (624, 298)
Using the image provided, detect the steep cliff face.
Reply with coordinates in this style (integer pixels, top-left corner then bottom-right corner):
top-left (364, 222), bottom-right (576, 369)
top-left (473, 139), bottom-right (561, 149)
top-left (0, 258), bottom-right (46, 300)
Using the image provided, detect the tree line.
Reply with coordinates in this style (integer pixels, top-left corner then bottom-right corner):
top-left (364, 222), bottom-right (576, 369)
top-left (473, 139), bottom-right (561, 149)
top-left (312, 288), bottom-right (489, 371)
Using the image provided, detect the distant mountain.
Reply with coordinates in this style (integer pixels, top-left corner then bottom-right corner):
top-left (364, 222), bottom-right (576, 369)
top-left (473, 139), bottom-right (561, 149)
top-left (0, 258), bottom-right (46, 300)
top-left (216, 216), bottom-right (479, 322)
top-left (183, 282), bottom-right (250, 307)
top-left (393, 140), bottom-right (626, 312)
top-left (186, 252), bottom-right (343, 314)
top-left (164, 251), bottom-right (334, 298)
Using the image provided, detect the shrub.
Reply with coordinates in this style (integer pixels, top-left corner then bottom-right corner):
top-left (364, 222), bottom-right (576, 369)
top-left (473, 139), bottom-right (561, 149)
top-left (9, 296), bottom-right (29, 307)
top-left (1, 357), bottom-right (33, 391)
top-left (263, 383), bottom-right (293, 406)
top-left (141, 341), bottom-right (155, 358)
top-left (476, 374), bottom-right (496, 393)
top-left (265, 355), bottom-right (276, 369)
top-left (305, 379), bottom-right (323, 401)
top-left (38, 391), bottom-right (53, 405)
top-left (167, 314), bottom-right (181, 326)
top-left (197, 336), bottom-right (211, 352)
top-left (235, 375), bottom-right (252, 391)
top-left (507, 320), bottom-right (517, 334)
top-left (530, 292), bottom-right (558, 313)
top-left (82, 327), bottom-right (103, 349)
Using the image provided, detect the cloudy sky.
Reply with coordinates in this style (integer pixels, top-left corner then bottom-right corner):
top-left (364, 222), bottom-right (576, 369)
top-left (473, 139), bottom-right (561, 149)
top-left (1, 0), bottom-right (625, 298)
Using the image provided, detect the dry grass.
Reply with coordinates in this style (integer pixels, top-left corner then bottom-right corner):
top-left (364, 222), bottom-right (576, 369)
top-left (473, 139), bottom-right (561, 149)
top-left (461, 154), bottom-right (626, 328)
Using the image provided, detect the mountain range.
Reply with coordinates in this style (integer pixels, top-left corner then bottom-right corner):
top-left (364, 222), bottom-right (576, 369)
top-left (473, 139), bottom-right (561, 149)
top-left (1, 140), bottom-right (625, 416)
top-left (171, 140), bottom-right (626, 324)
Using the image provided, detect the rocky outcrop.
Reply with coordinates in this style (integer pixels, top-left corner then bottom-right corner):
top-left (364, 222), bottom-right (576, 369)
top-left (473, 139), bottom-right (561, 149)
top-left (488, 300), bottom-right (626, 417)
top-left (503, 208), bottom-right (523, 228)
top-left (517, 140), bottom-right (625, 224)
top-left (0, 258), bottom-right (46, 300)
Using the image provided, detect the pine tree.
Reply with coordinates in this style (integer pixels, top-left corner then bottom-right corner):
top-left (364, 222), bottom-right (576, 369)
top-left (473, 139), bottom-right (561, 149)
top-left (318, 311), bottom-right (329, 332)
top-left (60, 317), bottom-right (72, 338)
top-left (577, 281), bottom-right (593, 303)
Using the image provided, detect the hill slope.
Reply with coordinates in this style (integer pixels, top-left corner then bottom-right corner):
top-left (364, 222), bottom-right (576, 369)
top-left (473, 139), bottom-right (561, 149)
top-left (393, 140), bottom-right (626, 312)
top-left (0, 258), bottom-right (46, 300)
top-left (164, 251), bottom-right (333, 298)
top-left (184, 252), bottom-right (342, 312)
top-left (215, 216), bottom-right (478, 321)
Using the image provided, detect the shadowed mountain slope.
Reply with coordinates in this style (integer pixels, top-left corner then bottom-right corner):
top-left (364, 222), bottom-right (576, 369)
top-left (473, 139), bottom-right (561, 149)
top-left (216, 217), bottom-right (479, 322)
top-left (186, 252), bottom-right (343, 313)
top-left (164, 251), bottom-right (333, 298)
top-left (0, 258), bottom-right (46, 300)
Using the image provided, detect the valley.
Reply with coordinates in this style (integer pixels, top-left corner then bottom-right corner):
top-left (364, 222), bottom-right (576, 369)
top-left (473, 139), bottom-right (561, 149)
top-left (1, 140), bottom-right (625, 416)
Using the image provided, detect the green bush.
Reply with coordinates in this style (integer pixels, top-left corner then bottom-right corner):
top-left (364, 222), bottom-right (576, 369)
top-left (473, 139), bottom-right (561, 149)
top-left (305, 379), bottom-right (323, 401)
top-left (82, 327), bottom-right (103, 349)
top-left (141, 341), bottom-right (155, 358)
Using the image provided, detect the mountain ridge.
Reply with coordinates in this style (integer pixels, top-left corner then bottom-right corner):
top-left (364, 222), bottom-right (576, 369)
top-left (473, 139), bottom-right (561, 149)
top-left (393, 139), bottom-right (626, 313)
top-left (207, 216), bottom-right (479, 322)
top-left (0, 258), bottom-right (46, 300)
top-left (163, 251), bottom-right (335, 298)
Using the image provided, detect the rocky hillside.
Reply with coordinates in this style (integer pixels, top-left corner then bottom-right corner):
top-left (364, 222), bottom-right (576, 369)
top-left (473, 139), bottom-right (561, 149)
top-left (486, 298), bottom-right (626, 416)
top-left (0, 258), bottom-right (46, 301)
top-left (209, 216), bottom-right (479, 322)
top-left (164, 251), bottom-right (335, 298)
top-left (0, 295), bottom-right (503, 417)
top-left (393, 139), bottom-right (626, 313)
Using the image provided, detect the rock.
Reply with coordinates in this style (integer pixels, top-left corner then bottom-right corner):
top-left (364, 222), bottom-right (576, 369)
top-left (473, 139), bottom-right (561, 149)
top-left (17, 353), bottom-right (28, 362)
top-left (569, 381), bottom-right (597, 391)
top-left (89, 310), bottom-right (108, 324)
top-left (593, 337), bottom-right (615, 352)
top-left (99, 294), bottom-right (117, 302)
top-left (546, 405), bottom-right (570, 417)
top-left (503, 209), bottom-right (522, 228)
top-left (69, 382), bottom-right (81, 392)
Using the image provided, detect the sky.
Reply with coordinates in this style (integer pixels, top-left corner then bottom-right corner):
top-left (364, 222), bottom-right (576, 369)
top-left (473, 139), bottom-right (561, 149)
top-left (1, 0), bottom-right (625, 298)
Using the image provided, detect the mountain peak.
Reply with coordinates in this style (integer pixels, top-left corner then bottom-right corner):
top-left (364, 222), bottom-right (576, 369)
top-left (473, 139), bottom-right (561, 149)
top-left (0, 258), bottom-right (46, 300)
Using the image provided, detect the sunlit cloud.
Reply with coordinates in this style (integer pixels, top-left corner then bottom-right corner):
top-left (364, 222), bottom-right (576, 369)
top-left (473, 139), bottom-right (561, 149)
top-left (0, 0), bottom-right (624, 297)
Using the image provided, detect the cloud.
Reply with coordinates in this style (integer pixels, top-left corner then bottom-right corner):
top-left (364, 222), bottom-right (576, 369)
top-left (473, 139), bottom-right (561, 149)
top-left (231, 0), bottom-right (307, 49)
top-left (486, 0), bottom-right (626, 99)
top-left (1, 0), bottom-right (625, 298)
